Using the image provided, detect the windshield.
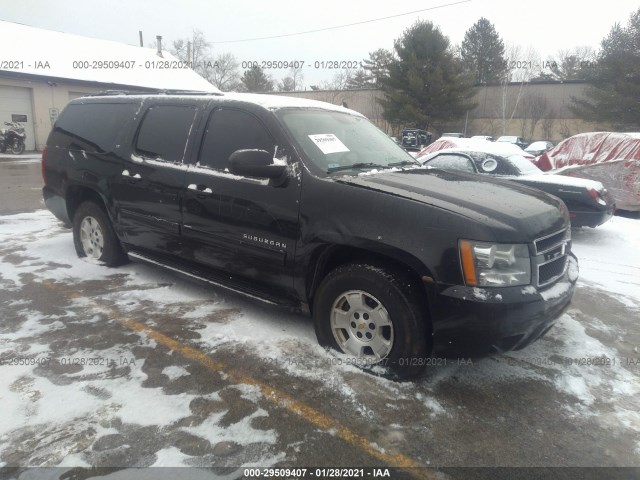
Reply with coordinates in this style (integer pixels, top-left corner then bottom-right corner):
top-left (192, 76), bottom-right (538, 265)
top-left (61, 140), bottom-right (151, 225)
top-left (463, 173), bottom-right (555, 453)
top-left (277, 109), bottom-right (418, 174)
top-left (507, 155), bottom-right (541, 174)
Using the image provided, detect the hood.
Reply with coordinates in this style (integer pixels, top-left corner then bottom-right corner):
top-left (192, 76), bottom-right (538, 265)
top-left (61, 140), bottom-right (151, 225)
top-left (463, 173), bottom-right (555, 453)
top-left (338, 168), bottom-right (568, 240)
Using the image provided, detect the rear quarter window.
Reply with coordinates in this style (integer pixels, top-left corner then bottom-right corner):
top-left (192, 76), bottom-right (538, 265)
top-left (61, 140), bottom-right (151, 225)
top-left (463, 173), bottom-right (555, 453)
top-left (49, 103), bottom-right (138, 153)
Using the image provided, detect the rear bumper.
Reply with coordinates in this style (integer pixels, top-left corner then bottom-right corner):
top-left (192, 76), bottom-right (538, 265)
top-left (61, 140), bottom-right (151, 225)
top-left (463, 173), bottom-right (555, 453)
top-left (430, 254), bottom-right (578, 357)
top-left (43, 186), bottom-right (71, 226)
top-left (571, 206), bottom-right (615, 228)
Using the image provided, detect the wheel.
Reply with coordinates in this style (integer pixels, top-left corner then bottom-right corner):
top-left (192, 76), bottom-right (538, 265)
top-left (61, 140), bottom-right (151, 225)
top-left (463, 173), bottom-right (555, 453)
top-left (313, 263), bottom-right (429, 379)
top-left (72, 201), bottom-right (127, 266)
top-left (10, 141), bottom-right (25, 155)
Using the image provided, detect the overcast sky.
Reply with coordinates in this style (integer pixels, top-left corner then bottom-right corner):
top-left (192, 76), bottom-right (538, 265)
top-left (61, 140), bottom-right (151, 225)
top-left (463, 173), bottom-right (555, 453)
top-left (3, 0), bottom-right (638, 86)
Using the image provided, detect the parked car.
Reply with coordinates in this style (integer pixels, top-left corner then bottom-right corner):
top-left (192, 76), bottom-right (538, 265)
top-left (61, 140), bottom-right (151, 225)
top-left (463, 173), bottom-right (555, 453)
top-left (525, 141), bottom-right (554, 157)
top-left (401, 128), bottom-right (432, 152)
top-left (471, 135), bottom-right (494, 141)
top-left (416, 137), bottom-right (535, 160)
top-left (536, 132), bottom-right (640, 212)
top-left (43, 91), bottom-right (578, 379)
top-left (496, 135), bottom-right (527, 149)
top-left (419, 148), bottom-right (615, 228)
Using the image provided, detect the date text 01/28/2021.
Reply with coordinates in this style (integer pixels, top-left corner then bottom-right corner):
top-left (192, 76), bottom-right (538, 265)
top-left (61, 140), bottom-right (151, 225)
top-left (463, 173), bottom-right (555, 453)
top-left (243, 467), bottom-right (392, 478)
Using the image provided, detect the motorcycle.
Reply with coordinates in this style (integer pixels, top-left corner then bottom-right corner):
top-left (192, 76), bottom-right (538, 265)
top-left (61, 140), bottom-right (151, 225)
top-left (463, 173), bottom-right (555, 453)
top-left (0, 121), bottom-right (26, 154)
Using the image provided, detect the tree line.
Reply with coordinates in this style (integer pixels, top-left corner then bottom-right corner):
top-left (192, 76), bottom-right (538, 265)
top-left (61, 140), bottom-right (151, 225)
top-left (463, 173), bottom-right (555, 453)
top-left (170, 8), bottom-right (640, 132)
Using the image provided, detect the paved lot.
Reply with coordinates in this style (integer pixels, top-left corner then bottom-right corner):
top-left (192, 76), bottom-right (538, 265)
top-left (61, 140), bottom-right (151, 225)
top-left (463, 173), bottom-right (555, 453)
top-left (0, 160), bottom-right (639, 479)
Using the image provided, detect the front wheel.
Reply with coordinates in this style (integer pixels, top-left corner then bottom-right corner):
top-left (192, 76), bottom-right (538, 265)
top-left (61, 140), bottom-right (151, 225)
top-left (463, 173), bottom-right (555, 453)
top-left (10, 141), bottom-right (25, 155)
top-left (72, 201), bottom-right (127, 267)
top-left (312, 263), bottom-right (429, 379)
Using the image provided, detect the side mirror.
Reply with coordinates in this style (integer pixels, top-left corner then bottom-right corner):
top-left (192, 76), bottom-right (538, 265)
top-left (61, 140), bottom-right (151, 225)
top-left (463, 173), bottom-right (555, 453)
top-left (228, 149), bottom-right (287, 179)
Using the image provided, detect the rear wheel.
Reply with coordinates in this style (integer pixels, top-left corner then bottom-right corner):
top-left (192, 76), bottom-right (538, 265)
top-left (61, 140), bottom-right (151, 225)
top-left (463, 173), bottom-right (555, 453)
top-left (10, 140), bottom-right (25, 155)
top-left (73, 201), bottom-right (127, 266)
top-left (313, 263), bottom-right (429, 379)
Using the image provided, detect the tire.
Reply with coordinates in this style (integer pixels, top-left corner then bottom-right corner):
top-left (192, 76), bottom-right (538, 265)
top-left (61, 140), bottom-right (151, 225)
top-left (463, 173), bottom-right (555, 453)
top-left (10, 141), bottom-right (25, 155)
top-left (72, 201), bottom-right (127, 267)
top-left (313, 263), bottom-right (429, 380)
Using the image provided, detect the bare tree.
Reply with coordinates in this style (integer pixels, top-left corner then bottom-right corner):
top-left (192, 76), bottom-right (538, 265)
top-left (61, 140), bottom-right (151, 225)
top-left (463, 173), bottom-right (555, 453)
top-left (278, 65), bottom-right (304, 92)
top-left (542, 46), bottom-right (597, 80)
top-left (290, 65), bottom-right (304, 91)
top-left (209, 52), bottom-right (241, 91)
top-left (519, 93), bottom-right (548, 139)
top-left (558, 119), bottom-right (573, 139)
top-left (497, 44), bottom-right (531, 134)
top-left (172, 30), bottom-right (212, 73)
top-left (170, 30), bottom-right (241, 91)
top-left (319, 69), bottom-right (355, 102)
top-left (541, 110), bottom-right (556, 140)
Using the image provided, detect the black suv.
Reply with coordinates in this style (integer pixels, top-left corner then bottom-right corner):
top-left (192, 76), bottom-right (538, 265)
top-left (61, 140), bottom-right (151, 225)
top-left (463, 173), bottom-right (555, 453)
top-left (42, 91), bottom-right (578, 378)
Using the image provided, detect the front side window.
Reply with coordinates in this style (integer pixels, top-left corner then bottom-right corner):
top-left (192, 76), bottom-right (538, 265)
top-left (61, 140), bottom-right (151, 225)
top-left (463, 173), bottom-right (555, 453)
top-left (198, 109), bottom-right (275, 171)
top-left (135, 105), bottom-right (197, 163)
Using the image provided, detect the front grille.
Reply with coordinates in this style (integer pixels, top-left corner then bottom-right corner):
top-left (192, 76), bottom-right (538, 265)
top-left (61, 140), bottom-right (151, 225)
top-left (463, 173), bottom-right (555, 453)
top-left (534, 229), bottom-right (567, 254)
top-left (534, 228), bottom-right (569, 287)
top-left (538, 256), bottom-right (568, 286)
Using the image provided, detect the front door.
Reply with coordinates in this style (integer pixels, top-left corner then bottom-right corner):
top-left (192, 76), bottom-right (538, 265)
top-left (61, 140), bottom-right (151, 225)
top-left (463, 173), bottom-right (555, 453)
top-left (181, 107), bottom-right (301, 298)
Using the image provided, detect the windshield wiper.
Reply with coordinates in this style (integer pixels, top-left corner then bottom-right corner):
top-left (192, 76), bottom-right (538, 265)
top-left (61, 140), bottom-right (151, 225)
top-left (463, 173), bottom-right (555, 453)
top-left (327, 162), bottom-right (386, 173)
top-left (388, 160), bottom-right (419, 167)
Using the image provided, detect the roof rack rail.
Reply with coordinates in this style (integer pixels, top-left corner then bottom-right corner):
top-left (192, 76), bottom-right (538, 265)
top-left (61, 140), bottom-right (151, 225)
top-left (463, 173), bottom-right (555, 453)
top-left (86, 89), bottom-right (223, 97)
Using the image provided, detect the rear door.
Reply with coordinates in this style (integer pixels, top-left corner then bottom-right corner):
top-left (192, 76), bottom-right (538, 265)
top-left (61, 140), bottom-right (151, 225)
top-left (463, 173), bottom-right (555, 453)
top-left (181, 105), bottom-right (301, 298)
top-left (114, 102), bottom-right (199, 254)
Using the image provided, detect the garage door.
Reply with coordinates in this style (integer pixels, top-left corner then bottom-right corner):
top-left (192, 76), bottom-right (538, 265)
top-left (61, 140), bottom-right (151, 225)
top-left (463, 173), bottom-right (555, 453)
top-left (0, 85), bottom-right (36, 151)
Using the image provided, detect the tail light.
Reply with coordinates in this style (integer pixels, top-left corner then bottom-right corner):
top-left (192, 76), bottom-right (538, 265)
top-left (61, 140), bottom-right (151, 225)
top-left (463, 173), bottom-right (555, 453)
top-left (41, 146), bottom-right (47, 183)
top-left (587, 187), bottom-right (607, 206)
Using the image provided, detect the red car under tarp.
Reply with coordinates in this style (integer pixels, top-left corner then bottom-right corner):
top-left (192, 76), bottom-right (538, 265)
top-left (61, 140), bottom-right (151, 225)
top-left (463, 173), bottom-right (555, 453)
top-left (536, 132), bottom-right (640, 211)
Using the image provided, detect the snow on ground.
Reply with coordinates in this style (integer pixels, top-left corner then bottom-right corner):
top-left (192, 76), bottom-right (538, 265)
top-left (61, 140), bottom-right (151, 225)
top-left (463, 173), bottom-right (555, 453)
top-left (0, 210), bottom-right (639, 467)
top-left (570, 216), bottom-right (640, 308)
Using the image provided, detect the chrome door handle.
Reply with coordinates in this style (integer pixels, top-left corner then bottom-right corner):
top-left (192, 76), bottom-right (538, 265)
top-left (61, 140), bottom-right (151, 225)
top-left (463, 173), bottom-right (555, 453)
top-left (188, 184), bottom-right (212, 194)
top-left (122, 170), bottom-right (142, 179)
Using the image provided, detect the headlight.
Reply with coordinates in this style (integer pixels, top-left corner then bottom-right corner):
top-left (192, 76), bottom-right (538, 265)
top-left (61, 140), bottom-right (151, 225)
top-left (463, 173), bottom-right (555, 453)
top-left (459, 240), bottom-right (531, 287)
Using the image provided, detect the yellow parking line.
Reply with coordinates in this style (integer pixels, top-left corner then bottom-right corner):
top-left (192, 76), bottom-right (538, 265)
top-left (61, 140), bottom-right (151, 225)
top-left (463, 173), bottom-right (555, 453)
top-left (41, 280), bottom-right (436, 479)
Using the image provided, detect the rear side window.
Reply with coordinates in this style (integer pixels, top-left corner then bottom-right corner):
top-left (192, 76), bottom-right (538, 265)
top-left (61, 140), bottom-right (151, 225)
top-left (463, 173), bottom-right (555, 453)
top-left (427, 154), bottom-right (475, 173)
top-left (135, 105), bottom-right (197, 163)
top-left (198, 109), bottom-right (274, 171)
top-left (52, 103), bottom-right (138, 153)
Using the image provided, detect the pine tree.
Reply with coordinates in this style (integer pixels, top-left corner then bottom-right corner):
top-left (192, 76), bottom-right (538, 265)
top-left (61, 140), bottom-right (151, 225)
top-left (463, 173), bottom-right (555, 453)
top-left (379, 21), bottom-right (476, 130)
top-left (570, 8), bottom-right (640, 128)
top-left (361, 48), bottom-right (394, 85)
top-left (460, 18), bottom-right (506, 84)
top-left (240, 66), bottom-right (274, 93)
top-left (346, 69), bottom-right (371, 89)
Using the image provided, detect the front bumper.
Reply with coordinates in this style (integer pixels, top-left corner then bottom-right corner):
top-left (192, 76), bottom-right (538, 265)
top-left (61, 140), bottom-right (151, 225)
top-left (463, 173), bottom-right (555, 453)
top-left (430, 254), bottom-right (578, 357)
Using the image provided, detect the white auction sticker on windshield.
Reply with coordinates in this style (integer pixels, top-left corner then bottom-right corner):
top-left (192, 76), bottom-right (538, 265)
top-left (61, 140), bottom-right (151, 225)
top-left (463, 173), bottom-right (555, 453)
top-left (308, 134), bottom-right (350, 154)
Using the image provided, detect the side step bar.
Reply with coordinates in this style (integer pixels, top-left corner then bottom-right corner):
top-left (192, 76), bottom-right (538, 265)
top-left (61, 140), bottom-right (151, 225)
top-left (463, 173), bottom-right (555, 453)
top-left (127, 250), bottom-right (294, 308)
